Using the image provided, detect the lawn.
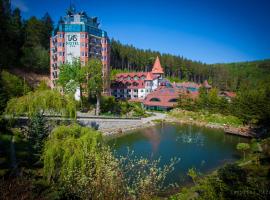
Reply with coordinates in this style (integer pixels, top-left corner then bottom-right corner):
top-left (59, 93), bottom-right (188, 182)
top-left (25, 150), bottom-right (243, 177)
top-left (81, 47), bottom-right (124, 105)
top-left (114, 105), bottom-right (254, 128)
top-left (169, 108), bottom-right (243, 127)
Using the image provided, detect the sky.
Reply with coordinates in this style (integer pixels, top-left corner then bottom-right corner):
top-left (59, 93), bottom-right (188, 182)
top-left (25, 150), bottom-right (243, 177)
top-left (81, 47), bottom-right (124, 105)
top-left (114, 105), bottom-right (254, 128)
top-left (11, 0), bottom-right (270, 64)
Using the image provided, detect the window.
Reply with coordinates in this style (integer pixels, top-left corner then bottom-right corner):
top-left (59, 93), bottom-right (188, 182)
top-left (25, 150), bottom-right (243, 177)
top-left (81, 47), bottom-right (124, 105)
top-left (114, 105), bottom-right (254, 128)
top-left (81, 34), bottom-right (85, 38)
top-left (168, 98), bottom-right (177, 102)
top-left (81, 43), bottom-right (85, 47)
top-left (133, 82), bottom-right (139, 86)
top-left (81, 52), bottom-right (85, 56)
top-left (86, 43), bottom-right (88, 47)
top-left (150, 98), bottom-right (160, 102)
top-left (134, 89), bottom-right (138, 92)
top-left (141, 90), bottom-right (144, 92)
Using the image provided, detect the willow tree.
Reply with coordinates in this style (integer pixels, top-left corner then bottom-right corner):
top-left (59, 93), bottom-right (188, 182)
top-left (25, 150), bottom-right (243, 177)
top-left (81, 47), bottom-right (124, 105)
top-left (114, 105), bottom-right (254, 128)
top-left (43, 124), bottom-right (125, 199)
top-left (85, 59), bottom-right (103, 115)
top-left (5, 89), bottom-right (76, 119)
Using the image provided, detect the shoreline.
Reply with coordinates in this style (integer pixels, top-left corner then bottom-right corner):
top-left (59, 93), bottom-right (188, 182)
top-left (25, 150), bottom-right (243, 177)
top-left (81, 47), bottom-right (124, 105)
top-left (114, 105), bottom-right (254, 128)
top-left (164, 117), bottom-right (255, 138)
top-left (101, 112), bottom-right (255, 138)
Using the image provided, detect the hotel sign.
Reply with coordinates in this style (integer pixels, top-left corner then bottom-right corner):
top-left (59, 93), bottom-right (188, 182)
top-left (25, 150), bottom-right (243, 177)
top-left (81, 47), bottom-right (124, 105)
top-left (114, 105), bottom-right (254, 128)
top-left (65, 32), bottom-right (80, 63)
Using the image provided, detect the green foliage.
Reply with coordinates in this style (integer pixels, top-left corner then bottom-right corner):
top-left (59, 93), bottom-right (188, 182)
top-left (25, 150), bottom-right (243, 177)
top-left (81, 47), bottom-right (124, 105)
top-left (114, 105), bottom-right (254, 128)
top-left (86, 59), bottom-right (104, 115)
top-left (237, 143), bottom-right (251, 160)
top-left (86, 59), bottom-right (103, 95)
top-left (43, 124), bottom-right (177, 199)
top-left (0, 74), bottom-right (8, 114)
top-left (21, 45), bottom-right (49, 72)
top-left (232, 85), bottom-right (270, 126)
top-left (5, 89), bottom-right (76, 119)
top-left (1, 70), bottom-right (31, 99)
top-left (36, 80), bottom-right (49, 91)
top-left (28, 112), bottom-right (48, 154)
top-left (169, 109), bottom-right (243, 127)
top-left (187, 167), bottom-right (198, 184)
top-left (57, 60), bottom-right (85, 94)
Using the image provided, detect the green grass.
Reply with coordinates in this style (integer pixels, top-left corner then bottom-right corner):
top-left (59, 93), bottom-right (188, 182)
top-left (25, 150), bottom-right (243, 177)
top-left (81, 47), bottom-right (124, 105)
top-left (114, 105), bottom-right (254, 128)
top-left (169, 109), bottom-right (243, 127)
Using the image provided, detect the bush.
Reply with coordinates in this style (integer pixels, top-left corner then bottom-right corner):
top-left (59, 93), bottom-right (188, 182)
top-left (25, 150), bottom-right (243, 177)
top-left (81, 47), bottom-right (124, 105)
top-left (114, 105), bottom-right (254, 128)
top-left (1, 70), bottom-right (31, 99)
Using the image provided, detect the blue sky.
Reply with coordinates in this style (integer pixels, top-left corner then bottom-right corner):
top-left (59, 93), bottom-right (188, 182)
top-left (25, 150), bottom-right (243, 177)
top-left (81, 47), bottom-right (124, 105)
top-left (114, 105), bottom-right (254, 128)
top-left (11, 0), bottom-right (270, 64)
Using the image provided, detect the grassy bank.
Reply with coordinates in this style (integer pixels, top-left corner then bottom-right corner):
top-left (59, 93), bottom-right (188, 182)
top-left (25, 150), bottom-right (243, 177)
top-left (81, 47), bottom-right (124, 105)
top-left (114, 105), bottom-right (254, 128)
top-left (168, 108), bottom-right (243, 128)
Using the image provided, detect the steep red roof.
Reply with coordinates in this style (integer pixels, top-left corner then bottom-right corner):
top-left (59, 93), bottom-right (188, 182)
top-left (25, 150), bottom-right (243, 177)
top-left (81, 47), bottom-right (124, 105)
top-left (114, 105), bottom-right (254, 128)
top-left (145, 72), bottom-right (153, 81)
top-left (151, 56), bottom-right (164, 74)
top-left (203, 80), bottom-right (211, 88)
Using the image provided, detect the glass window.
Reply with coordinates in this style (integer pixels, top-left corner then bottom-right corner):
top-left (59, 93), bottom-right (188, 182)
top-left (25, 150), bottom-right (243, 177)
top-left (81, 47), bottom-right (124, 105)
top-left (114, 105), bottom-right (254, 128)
top-left (81, 52), bottom-right (85, 56)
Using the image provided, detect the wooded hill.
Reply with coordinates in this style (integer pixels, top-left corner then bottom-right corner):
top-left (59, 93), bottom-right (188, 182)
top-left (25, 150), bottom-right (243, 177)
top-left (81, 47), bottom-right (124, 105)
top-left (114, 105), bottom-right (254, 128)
top-left (110, 39), bottom-right (270, 91)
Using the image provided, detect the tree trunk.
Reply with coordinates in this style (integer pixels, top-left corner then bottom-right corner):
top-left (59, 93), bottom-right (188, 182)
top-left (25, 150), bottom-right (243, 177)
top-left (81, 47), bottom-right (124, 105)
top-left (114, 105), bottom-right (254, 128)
top-left (96, 93), bottom-right (101, 116)
top-left (80, 85), bottom-right (83, 110)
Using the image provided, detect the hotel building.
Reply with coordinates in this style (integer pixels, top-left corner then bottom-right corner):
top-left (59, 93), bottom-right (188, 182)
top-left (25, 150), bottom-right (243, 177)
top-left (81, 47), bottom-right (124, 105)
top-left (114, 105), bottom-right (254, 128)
top-left (50, 7), bottom-right (110, 94)
top-left (111, 56), bottom-right (164, 99)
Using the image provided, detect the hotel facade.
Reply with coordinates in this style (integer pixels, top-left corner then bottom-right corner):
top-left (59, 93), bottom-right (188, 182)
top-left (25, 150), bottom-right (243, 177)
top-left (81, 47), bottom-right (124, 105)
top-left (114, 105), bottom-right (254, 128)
top-left (50, 7), bottom-right (110, 94)
top-left (111, 56), bottom-right (164, 99)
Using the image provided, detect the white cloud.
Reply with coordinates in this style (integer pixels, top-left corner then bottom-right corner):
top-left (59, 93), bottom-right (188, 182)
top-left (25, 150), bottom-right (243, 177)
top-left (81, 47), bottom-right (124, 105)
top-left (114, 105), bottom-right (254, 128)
top-left (11, 0), bottom-right (29, 12)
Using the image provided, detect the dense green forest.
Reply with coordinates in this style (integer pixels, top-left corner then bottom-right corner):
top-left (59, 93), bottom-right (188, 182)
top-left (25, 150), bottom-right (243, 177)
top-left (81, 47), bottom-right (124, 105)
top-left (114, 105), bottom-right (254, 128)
top-left (0, 0), bottom-right (53, 72)
top-left (1, 0), bottom-right (270, 93)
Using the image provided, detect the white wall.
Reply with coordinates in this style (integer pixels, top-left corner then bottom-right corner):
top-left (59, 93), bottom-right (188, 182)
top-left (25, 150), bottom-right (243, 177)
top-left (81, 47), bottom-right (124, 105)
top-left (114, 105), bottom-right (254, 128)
top-left (65, 32), bottom-right (81, 63)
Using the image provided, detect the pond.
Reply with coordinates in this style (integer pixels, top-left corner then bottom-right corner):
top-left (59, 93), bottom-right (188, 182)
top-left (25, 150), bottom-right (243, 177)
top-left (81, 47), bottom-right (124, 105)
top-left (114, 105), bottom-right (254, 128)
top-left (108, 123), bottom-right (250, 185)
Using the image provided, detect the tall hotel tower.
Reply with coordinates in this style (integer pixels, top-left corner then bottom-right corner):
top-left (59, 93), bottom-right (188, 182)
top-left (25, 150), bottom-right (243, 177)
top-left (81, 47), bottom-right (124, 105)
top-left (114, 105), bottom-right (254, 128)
top-left (50, 6), bottom-right (110, 94)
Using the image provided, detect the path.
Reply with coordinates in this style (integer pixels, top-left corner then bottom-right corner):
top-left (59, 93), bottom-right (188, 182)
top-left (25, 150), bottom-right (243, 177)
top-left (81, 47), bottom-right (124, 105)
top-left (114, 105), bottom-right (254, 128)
top-left (99, 112), bottom-right (167, 135)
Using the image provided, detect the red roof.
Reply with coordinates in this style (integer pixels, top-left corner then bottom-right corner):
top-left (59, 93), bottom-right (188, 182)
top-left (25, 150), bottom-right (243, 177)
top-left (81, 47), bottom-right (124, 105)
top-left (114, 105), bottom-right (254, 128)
top-left (145, 72), bottom-right (153, 81)
top-left (203, 80), bottom-right (211, 88)
top-left (221, 91), bottom-right (236, 98)
top-left (143, 86), bottom-right (178, 108)
top-left (151, 56), bottom-right (164, 74)
top-left (116, 72), bottom-right (148, 78)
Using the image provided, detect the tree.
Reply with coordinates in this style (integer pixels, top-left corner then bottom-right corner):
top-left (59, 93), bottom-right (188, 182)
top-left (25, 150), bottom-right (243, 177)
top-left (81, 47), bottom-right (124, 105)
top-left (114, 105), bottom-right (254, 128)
top-left (57, 60), bottom-right (85, 107)
top-left (187, 167), bottom-right (198, 185)
top-left (1, 70), bottom-right (31, 98)
top-left (236, 143), bottom-right (250, 161)
top-left (5, 89), bottom-right (76, 119)
top-left (28, 112), bottom-right (48, 154)
top-left (41, 12), bottom-right (53, 50)
top-left (86, 59), bottom-right (103, 115)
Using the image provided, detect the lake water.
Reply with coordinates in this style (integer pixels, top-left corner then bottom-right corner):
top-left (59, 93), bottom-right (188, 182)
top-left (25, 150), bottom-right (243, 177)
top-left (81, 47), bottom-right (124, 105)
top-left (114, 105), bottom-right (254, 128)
top-left (108, 123), bottom-right (250, 185)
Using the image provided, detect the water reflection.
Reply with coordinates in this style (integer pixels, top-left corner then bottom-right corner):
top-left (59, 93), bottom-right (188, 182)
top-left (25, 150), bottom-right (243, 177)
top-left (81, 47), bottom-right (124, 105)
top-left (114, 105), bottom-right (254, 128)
top-left (142, 127), bottom-right (161, 153)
